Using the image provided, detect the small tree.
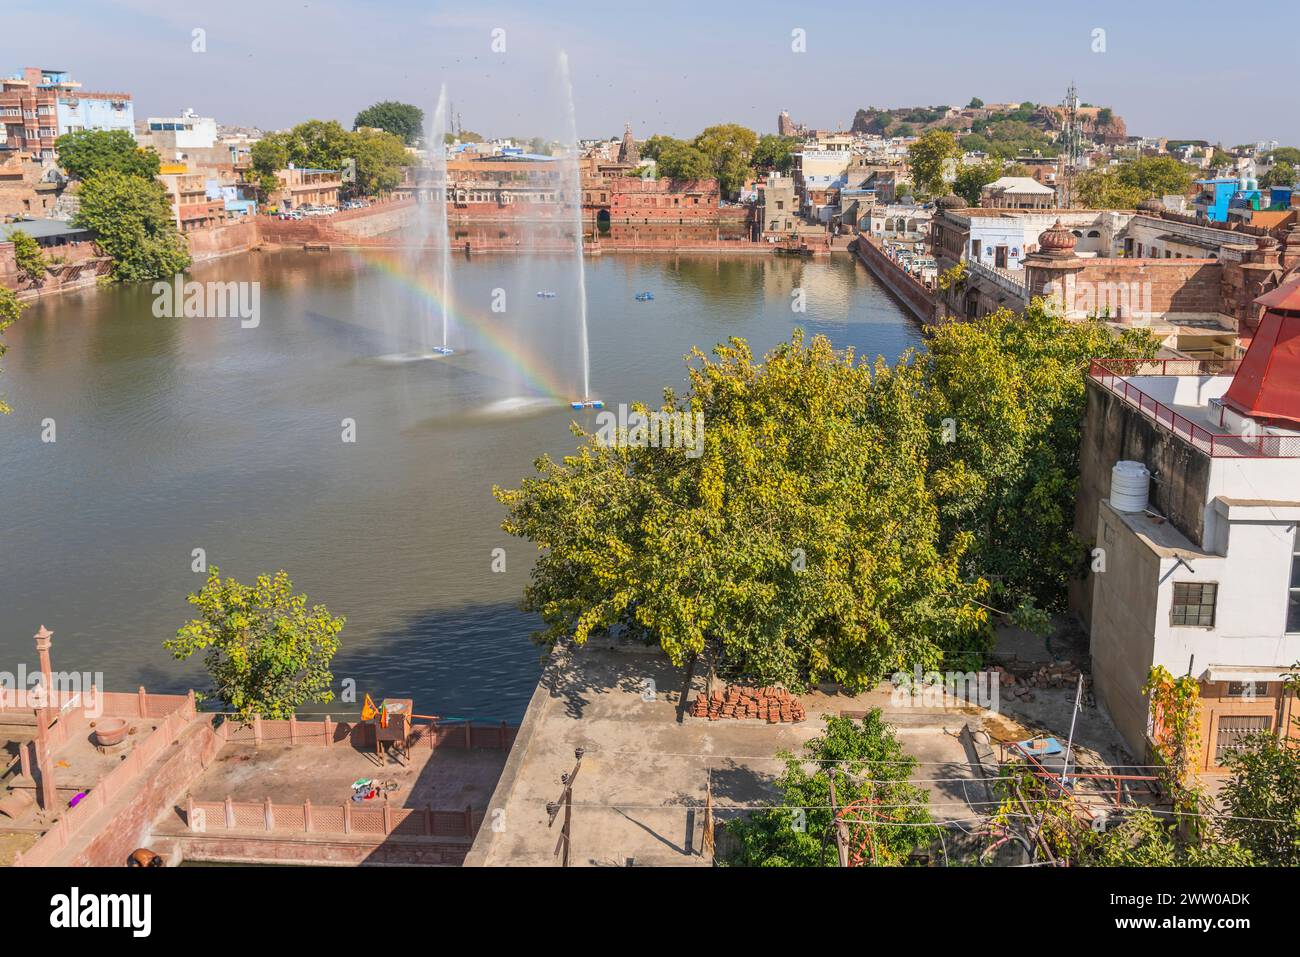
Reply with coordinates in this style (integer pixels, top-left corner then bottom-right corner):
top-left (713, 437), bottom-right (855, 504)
top-left (726, 713), bottom-right (936, 866)
top-left (166, 567), bottom-right (344, 722)
top-left (1220, 732), bottom-right (1300, 864)
top-left (0, 286), bottom-right (24, 415)
top-left (907, 130), bottom-right (960, 196)
top-left (6, 228), bottom-right (48, 286)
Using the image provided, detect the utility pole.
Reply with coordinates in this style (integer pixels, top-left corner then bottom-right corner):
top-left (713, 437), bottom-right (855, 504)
top-left (547, 748), bottom-right (585, 867)
top-left (827, 767), bottom-right (850, 867)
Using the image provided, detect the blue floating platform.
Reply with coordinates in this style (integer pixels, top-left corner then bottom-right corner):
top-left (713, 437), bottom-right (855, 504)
top-left (635, 292), bottom-right (654, 301)
top-left (430, 346), bottom-right (454, 356)
top-left (570, 399), bottom-right (604, 410)
top-left (536, 291), bottom-right (557, 298)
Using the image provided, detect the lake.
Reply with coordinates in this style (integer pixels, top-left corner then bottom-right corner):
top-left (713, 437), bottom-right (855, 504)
top-left (0, 248), bottom-right (920, 721)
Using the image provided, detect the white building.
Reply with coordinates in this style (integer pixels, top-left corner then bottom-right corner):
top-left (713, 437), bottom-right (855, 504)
top-left (143, 108), bottom-right (217, 149)
top-left (1076, 279), bottom-right (1300, 770)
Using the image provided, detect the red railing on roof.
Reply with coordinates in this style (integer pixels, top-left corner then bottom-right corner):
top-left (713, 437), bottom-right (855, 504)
top-left (1087, 358), bottom-right (1300, 458)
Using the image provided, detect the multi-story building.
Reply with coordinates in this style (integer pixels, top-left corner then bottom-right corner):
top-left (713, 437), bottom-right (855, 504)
top-left (0, 68), bottom-right (133, 162)
top-left (156, 164), bottom-right (225, 232)
top-left (1075, 279), bottom-right (1300, 770)
top-left (979, 175), bottom-right (1057, 209)
top-left (758, 172), bottom-right (797, 234)
top-left (268, 166), bottom-right (341, 211)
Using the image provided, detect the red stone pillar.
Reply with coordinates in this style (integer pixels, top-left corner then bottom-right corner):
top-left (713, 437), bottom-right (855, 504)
top-left (34, 625), bottom-right (53, 708)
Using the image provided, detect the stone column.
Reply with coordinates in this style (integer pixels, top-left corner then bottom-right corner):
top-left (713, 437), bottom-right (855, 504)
top-left (34, 625), bottom-right (53, 708)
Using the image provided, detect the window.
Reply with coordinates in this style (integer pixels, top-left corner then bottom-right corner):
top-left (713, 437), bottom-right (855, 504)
top-left (1226, 681), bottom-right (1268, 699)
top-left (1171, 581), bottom-right (1217, 627)
top-left (1215, 714), bottom-right (1271, 764)
top-left (1288, 531), bottom-right (1300, 633)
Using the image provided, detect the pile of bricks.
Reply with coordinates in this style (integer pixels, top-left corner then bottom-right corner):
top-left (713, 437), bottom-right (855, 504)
top-left (691, 685), bottom-right (806, 723)
top-left (991, 662), bottom-right (1090, 703)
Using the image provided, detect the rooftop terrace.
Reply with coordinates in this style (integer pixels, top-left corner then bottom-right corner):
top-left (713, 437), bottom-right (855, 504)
top-left (1088, 358), bottom-right (1300, 457)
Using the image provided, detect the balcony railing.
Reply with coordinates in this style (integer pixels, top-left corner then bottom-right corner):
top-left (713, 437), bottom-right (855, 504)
top-left (1087, 359), bottom-right (1300, 458)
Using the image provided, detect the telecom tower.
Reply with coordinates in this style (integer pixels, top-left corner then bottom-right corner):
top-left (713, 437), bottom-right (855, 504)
top-left (1059, 82), bottom-right (1083, 208)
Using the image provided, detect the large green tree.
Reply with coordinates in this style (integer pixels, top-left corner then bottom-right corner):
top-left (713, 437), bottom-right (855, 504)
top-left (725, 713), bottom-right (937, 866)
top-left (907, 130), bottom-right (960, 196)
top-left (1076, 155), bottom-right (1194, 209)
top-left (1261, 162), bottom-right (1296, 189)
top-left (496, 332), bottom-right (988, 690)
top-left (55, 128), bottom-right (160, 180)
top-left (251, 120), bottom-right (411, 197)
top-left (655, 140), bottom-right (712, 182)
top-left (691, 124), bottom-right (759, 196)
top-left (751, 134), bottom-right (798, 174)
top-left (921, 302), bottom-right (1157, 618)
top-left (166, 567), bottom-right (345, 722)
top-left (73, 170), bottom-right (191, 282)
top-left (353, 100), bottom-right (425, 146)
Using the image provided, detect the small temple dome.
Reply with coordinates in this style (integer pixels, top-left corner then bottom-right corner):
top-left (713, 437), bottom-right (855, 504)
top-left (1037, 219), bottom-right (1077, 256)
top-left (1138, 196), bottom-right (1164, 214)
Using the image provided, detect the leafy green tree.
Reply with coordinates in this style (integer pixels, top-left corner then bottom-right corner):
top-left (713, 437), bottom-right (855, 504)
top-left (952, 159), bottom-right (1002, 206)
top-left (166, 567), bottom-right (345, 722)
top-left (1261, 162), bottom-right (1296, 189)
top-left (73, 171), bottom-right (191, 282)
top-left (353, 100), bottom-right (425, 146)
top-left (907, 130), bottom-right (960, 195)
top-left (751, 134), bottom-right (797, 174)
top-left (725, 713), bottom-right (937, 866)
top-left (0, 287), bottom-right (24, 415)
top-left (921, 302), bottom-right (1158, 618)
top-left (639, 134), bottom-right (681, 161)
top-left (1074, 168), bottom-right (1144, 209)
top-left (1220, 731), bottom-right (1300, 864)
top-left (654, 140), bottom-right (712, 182)
top-left (55, 129), bottom-right (161, 180)
top-left (691, 124), bottom-right (759, 196)
top-left (348, 127), bottom-right (411, 195)
top-left (6, 228), bottom-right (48, 285)
top-left (1073, 155), bottom-right (1191, 210)
top-left (251, 121), bottom-right (411, 198)
top-left (1267, 147), bottom-right (1300, 167)
top-left (496, 332), bottom-right (988, 690)
top-left (967, 97), bottom-right (984, 109)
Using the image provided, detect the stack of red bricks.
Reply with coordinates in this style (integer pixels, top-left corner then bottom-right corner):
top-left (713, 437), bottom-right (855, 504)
top-left (691, 685), bottom-right (806, 723)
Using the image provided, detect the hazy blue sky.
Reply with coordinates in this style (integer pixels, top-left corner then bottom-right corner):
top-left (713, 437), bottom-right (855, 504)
top-left (5, 0), bottom-right (1298, 145)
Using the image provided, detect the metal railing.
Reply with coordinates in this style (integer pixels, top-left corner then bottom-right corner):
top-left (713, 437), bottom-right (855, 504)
top-left (1087, 359), bottom-right (1300, 457)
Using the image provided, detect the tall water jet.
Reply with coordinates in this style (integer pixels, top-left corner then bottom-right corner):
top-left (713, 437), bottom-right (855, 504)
top-left (426, 84), bottom-right (454, 355)
top-left (558, 51), bottom-right (592, 402)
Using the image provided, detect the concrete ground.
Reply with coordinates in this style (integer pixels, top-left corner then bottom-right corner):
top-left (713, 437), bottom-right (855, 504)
top-left (467, 643), bottom-right (989, 867)
top-left (169, 737), bottom-right (508, 823)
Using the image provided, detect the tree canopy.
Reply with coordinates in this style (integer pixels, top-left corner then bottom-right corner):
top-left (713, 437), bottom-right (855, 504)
top-left (691, 124), bottom-right (759, 196)
top-left (751, 134), bottom-right (798, 174)
top-left (72, 170), bottom-right (191, 282)
top-left (1075, 155), bottom-right (1194, 209)
top-left (497, 300), bottom-right (1156, 688)
top-left (55, 129), bottom-right (160, 180)
top-left (907, 130), bottom-right (960, 196)
top-left (353, 100), bottom-right (425, 146)
top-left (952, 159), bottom-right (1002, 206)
top-left (725, 713), bottom-right (937, 866)
top-left (165, 567), bottom-right (345, 722)
top-left (251, 120), bottom-right (411, 196)
top-left (654, 139), bottom-right (712, 182)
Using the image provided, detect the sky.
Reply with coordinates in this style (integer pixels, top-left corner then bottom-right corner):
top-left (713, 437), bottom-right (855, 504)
top-left (5, 0), bottom-right (1298, 146)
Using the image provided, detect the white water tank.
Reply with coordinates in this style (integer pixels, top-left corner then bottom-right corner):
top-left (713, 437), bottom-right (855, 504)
top-left (1111, 460), bottom-right (1150, 513)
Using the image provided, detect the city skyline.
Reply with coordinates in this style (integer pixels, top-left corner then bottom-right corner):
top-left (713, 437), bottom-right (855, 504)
top-left (4, 0), bottom-right (1298, 145)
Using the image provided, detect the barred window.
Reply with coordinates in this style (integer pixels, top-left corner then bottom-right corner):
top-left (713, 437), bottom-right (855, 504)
top-left (1171, 582), bottom-right (1216, 627)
